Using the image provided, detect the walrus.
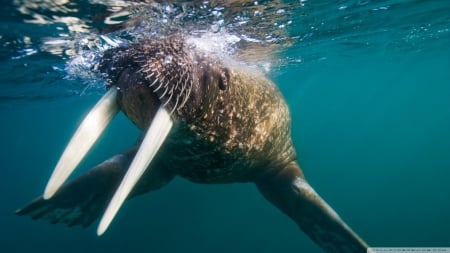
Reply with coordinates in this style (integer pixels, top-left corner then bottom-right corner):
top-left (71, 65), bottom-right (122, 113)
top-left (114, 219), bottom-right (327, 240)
top-left (16, 35), bottom-right (369, 253)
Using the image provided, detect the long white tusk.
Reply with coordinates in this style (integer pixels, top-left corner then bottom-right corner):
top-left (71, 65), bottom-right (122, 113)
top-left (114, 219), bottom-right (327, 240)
top-left (97, 106), bottom-right (173, 236)
top-left (44, 88), bottom-right (119, 199)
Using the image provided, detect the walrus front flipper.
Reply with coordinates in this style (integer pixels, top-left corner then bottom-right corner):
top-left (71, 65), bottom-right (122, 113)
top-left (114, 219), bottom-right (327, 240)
top-left (255, 162), bottom-right (368, 253)
top-left (16, 151), bottom-right (136, 228)
top-left (17, 147), bottom-right (174, 228)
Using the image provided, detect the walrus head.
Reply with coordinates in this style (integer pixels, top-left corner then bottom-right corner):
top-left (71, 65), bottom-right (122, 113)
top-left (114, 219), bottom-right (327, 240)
top-left (96, 35), bottom-right (230, 129)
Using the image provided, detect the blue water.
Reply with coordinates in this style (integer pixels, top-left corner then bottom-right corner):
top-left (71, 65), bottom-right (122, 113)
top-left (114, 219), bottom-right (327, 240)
top-left (2, 1), bottom-right (450, 252)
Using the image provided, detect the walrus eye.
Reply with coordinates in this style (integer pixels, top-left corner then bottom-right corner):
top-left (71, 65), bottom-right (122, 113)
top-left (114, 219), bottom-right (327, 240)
top-left (218, 68), bottom-right (230, 91)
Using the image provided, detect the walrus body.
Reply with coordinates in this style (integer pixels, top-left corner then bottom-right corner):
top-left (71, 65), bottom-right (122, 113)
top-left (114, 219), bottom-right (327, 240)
top-left (17, 36), bottom-right (368, 252)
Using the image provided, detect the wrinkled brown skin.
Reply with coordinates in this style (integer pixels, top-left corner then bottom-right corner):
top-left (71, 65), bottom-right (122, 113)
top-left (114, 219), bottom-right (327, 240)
top-left (17, 36), bottom-right (368, 252)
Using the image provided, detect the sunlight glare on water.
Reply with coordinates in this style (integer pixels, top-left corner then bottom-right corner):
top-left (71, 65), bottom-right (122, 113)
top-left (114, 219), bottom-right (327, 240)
top-left (7, 0), bottom-right (298, 95)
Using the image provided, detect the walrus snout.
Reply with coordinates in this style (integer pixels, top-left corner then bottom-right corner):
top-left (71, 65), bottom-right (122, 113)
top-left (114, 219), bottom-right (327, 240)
top-left (97, 35), bottom-right (237, 128)
top-left (97, 36), bottom-right (200, 119)
top-left (95, 43), bottom-right (161, 129)
top-left (115, 68), bottom-right (161, 130)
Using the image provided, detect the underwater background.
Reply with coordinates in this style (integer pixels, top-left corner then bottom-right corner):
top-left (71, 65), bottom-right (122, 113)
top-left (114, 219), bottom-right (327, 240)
top-left (1, 0), bottom-right (450, 252)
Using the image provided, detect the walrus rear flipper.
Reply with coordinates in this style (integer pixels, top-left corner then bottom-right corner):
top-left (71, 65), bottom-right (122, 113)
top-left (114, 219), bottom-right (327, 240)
top-left (255, 162), bottom-right (368, 253)
top-left (16, 150), bottom-right (137, 228)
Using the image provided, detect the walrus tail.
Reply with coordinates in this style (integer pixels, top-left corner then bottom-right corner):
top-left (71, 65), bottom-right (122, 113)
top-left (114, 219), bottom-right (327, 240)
top-left (16, 149), bottom-right (136, 228)
top-left (255, 162), bottom-right (368, 253)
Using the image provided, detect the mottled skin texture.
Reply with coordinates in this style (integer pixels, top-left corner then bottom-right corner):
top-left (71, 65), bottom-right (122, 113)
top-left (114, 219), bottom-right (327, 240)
top-left (161, 69), bottom-right (294, 183)
top-left (17, 36), bottom-right (368, 253)
top-left (98, 36), bottom-right (296, 184)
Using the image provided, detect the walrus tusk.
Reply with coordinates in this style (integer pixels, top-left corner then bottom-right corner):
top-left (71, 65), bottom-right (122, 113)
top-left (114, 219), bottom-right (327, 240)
top-left (97, 106), bottom-right (173, 236)
top-left (44, 88), bottom-right (119, 199)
